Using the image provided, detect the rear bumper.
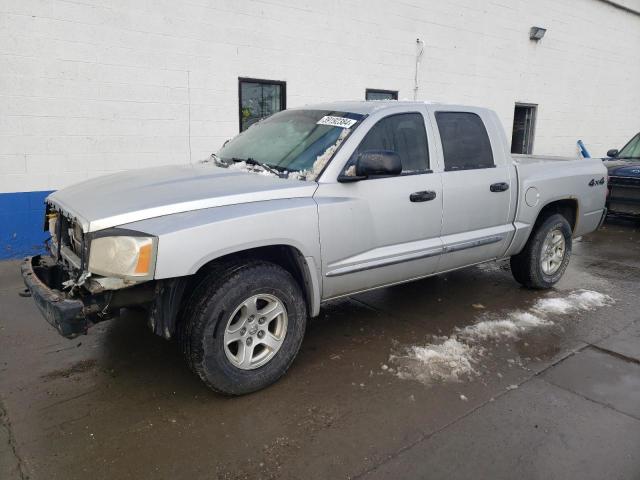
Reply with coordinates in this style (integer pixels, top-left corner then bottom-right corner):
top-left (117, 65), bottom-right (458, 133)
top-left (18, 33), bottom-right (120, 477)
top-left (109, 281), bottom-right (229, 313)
top-left (21, 255), bottom-right (89, 338)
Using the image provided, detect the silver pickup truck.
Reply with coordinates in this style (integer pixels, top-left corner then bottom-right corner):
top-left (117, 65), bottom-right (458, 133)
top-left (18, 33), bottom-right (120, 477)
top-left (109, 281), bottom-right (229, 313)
top-left (21, 101), bottom-right (608, 394)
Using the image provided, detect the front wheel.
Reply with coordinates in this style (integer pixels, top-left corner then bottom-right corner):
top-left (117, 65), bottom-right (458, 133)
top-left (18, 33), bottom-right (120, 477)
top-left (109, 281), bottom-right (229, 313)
top-left (510, 213), bottom-right (572, 289)
top-left (181, 261), bottom-right (307, 395)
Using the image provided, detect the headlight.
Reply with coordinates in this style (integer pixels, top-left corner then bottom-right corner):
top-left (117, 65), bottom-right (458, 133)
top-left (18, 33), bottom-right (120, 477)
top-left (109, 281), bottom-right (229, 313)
top-left (88, 235), bottom-right (157, 279)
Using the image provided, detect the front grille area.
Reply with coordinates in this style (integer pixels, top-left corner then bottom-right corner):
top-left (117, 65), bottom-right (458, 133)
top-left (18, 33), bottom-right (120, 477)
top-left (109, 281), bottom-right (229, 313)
top-left (608, 177), bottom-right (640, 216)
top-left (46, 203), bottom-right (85, 270)
top-left (609, 176), bottom-right (640, 188)
top-left (68, 219), bottom-right (84, 257)
top-left (610, 184), bottom-right (640, 202)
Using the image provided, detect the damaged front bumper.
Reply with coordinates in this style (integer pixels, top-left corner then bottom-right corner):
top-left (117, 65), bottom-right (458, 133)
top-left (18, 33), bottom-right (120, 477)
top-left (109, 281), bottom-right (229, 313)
top-left (21, 255), bottom-right (90, 337)
top-left (21, 255), bottom-right (157, 338)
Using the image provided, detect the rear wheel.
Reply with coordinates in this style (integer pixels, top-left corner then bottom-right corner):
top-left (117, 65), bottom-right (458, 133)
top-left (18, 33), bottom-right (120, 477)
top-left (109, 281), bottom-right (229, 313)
top-left (510, 213), bottom-right (572, 289)
top-left (180, 261), bottom-right (307, 395)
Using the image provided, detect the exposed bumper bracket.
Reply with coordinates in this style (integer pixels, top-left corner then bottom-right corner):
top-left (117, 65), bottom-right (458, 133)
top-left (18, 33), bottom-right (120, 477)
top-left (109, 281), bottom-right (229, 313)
top-left (21, 255), bottom-right (89, 338)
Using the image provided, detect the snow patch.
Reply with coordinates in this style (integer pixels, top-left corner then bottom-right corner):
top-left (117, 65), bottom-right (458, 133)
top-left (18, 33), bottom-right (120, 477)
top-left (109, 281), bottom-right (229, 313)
top-left (388, 289), bottom-right (613, 387)
top-left (534, 290), bottom-right (613, 314)
top-left (227, 161), bottom-right (278, 177)
top-left (459, 311), bottom-right (551, 341)
top-left (289, 129), bottom-right (350, 181)
top-left (390, 338), bottom-right (479, 385)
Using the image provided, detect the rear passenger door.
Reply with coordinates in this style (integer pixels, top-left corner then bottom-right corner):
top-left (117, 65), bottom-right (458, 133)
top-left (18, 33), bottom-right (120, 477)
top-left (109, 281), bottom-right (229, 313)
top-left (429, 108), bottom-right (514, 271)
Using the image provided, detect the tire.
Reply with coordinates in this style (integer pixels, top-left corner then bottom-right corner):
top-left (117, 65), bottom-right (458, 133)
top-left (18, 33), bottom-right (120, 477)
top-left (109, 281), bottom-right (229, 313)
top-left (510, 213), bottom-right (572, 289)
top-left (180, 261), bottom-right (307, 395)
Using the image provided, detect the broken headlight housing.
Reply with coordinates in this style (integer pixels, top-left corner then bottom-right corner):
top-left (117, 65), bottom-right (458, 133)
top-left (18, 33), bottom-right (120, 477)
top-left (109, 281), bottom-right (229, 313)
top-left (88, 234), bottom-right (157, 281)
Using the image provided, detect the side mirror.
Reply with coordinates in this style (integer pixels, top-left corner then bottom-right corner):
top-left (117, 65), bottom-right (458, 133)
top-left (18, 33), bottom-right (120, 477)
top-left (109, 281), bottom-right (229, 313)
top-left (338, 150), bottom-right (402, 182)
top-left (606, 149), bottom-right (618, 158)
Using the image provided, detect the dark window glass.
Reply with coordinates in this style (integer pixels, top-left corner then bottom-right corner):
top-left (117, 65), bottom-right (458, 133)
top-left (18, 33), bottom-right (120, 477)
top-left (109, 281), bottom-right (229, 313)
top-left (239, 78), bottom-right (286, 131)
top-left (511, 104), bottom-right (536, 154)
top-left (352, 113), bottom-right (429, 173)
top-left (435, 112), bottom-right (494, 171)
top-left (618, 133), bottom-right (640, 159)
top-left (366, 89), bottom-right (398, 101)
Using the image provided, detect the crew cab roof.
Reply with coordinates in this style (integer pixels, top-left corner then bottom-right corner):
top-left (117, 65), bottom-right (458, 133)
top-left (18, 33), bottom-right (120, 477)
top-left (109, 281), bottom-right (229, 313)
top-left (290, 100), bottom-right (491, 116)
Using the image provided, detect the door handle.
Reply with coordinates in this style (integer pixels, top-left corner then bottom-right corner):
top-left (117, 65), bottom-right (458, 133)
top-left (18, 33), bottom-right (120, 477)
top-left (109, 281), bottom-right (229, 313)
top-left (410, 190), bottom-right (437, 202)
top-left (490, 182), bottom-right (509, 192)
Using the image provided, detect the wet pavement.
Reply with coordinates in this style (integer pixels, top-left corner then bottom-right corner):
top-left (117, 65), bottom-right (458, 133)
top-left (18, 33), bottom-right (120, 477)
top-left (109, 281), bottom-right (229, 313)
top-left (1, 218), bottom-right (639, 479)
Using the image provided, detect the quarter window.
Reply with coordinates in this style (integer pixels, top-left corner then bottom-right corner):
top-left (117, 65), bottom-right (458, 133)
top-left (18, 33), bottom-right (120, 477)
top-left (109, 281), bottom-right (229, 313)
top-left (352, 113), bottom-right (430, 174)
top-left (239, 78), bottom-right (286, 132)
top-left (435, 112), bottom-right (494, 171)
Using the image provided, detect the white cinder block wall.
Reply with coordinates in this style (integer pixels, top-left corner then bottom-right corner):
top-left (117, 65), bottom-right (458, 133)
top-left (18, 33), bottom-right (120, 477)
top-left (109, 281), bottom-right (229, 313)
top-left (1, 0), bottom-right (640, 194)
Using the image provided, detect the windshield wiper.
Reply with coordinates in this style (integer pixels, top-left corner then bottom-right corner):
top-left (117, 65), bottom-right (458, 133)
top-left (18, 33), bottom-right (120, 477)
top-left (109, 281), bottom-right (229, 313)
top-left (230, 157), bottom-right (287, 178)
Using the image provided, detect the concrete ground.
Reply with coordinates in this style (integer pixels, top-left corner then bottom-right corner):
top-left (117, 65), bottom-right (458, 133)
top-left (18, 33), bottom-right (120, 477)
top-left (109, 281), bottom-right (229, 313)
top-left (1, 218), bottom-right (639, 480)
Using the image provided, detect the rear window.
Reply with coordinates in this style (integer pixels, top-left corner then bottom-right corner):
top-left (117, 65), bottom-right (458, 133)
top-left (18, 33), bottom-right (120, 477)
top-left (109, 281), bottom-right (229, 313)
top-left (435, 112), bottom-right (494, 171)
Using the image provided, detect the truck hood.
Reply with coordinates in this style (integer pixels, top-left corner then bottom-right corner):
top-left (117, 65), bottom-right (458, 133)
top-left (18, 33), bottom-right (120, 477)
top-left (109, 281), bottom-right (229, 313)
top-left (605, 159), bottom-right (640, 178)
top-left (48, 164), bottom-right (317, 232)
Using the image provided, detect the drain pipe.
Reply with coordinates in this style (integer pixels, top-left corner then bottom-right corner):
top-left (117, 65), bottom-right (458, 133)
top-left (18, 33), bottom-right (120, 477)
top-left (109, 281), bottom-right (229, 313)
top-left (413, 38), bottom-right (425, 100)
top-left (577, 139), bottom-right (591, 158)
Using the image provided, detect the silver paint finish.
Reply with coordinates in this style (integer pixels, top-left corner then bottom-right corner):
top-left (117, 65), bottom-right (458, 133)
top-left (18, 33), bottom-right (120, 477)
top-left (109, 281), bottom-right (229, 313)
top-left (325, 246), bottom-right (443, 277)
top-left (47, 164), bottom-right (317, 232)
top-left (45, 101), bottom-right (607, 316)
top-left (525, 186), bottom-right (540, 207)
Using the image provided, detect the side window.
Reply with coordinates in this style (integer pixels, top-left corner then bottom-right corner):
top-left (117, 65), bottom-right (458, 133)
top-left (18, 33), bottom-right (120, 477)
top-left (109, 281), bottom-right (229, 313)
top-left (435, 112), bottom-right (494, 171)
top-left (352, 113), bottom-right (430, 174)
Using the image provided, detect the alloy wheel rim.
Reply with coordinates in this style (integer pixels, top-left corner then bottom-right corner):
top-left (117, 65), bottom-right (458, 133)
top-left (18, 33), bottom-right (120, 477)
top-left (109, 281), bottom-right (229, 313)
top-left (541, 228), bottom-right (566, 275)
top-left (223, 294), bottom-right (288, 370)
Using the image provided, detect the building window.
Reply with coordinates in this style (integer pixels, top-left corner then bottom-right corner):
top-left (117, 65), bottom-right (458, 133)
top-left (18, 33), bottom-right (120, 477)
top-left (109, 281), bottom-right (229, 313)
top-left (511, 103), bottom-right (537, 154)
top-left (365, 89), bottom-right (398, 101)
top-left (435, 112), bottom-right (495, 171)
top-left (238, 78), bottom-right (286, 132)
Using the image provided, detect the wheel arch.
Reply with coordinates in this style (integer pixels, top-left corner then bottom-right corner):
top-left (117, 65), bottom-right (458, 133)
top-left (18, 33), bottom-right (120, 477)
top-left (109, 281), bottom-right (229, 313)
top-left (506, 197), bottom-right (579, 258)
top-left (186, 244), bottom-right (320, 318)
top-left (533, 198), bottom-right (579, 233)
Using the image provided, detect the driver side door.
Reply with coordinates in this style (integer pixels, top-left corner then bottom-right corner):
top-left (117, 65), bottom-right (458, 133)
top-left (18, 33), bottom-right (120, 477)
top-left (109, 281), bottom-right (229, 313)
top-left (315, 110), bottom-right (443, 300)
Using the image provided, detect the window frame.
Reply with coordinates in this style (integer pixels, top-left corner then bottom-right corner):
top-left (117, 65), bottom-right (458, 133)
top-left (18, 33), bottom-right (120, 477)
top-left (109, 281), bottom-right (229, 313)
top-left (434, 111), bottom-right (496, 172)
top-left (346, 111), bottom-right (432, 180)
top-left (238, 77), bottom-right (287, 132)
top-left (365, 88), bottom-right (399, 101)
top-left (510, 102), bottom-right (537, 155)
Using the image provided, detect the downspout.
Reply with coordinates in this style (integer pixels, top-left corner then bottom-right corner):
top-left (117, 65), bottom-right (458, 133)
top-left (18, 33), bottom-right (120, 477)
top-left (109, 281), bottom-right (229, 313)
top-left (413, 38), bottom-right (425, 100)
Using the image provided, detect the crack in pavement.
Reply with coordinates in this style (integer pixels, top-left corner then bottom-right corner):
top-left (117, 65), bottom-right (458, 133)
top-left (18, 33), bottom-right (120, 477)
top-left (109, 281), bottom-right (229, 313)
top-left (350, 344), bottom-right (587, 479)
top-left (0, 400), bottom-right (29, 480)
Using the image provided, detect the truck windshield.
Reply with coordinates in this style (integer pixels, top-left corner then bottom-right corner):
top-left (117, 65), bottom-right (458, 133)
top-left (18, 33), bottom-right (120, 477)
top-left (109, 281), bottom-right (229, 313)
top-left (217, 109), bottom-right (364, 179)
top-left (618, 133), bottom-right (640, 159)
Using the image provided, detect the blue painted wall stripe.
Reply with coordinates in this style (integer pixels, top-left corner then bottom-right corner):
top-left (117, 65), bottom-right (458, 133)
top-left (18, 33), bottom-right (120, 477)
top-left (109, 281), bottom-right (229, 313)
top-left (0, 191), bottom-right (54, 260)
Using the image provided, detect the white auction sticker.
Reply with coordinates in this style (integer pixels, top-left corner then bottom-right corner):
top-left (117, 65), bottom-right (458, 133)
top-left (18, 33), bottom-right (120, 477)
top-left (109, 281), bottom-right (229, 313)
top-left (316, 116), bottom-right (357, 129)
